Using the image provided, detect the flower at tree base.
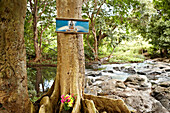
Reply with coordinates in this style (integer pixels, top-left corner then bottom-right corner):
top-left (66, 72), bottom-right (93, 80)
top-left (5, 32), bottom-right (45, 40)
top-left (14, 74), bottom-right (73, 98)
top-left (60, 94), bottom-right (77, 111)
top-left (68, 99), bottom-right (74, 107)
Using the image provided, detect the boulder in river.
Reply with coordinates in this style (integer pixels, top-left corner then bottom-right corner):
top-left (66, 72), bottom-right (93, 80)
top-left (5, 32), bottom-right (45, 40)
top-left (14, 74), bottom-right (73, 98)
top-left (124, 75), bottom-right (151, 91)
top-left (86, 71), bottom-right (102, 77)
top-left (123, 67), bottom-right (136, 74)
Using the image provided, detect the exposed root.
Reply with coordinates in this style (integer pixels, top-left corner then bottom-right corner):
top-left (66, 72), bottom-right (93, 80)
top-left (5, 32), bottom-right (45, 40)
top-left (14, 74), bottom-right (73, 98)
top-left (39, 96), bottom-right (52, 113)
top-left (82, 98), bottom-right (98, 113)
top-left (84, 94), bottom-right (131, 113)
top-left (36, 93), bottom-right (131, 113)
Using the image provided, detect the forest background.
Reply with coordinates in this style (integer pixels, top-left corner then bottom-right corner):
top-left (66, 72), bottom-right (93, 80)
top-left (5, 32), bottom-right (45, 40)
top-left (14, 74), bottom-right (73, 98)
top-left (25, 0), bottom-right (169, 100)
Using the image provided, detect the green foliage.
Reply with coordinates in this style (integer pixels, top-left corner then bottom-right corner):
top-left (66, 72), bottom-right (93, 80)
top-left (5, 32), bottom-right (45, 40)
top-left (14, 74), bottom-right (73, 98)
top-left (27, 67), bottom-right (56, 102)
top-left (130, 0), bottom-right (170, 57)
top-left (108, 39), bottom-right (151, 63)
top-left (82, 0), bottom-right (142, 60)
top-left (27, 68), bottom-right (37, 101)
top-left (25, 0), bottom-right (57, 60)
top-left (153, 0), bottom-right (170, 19)
top-left (146, 15), bottom-right (170, 49)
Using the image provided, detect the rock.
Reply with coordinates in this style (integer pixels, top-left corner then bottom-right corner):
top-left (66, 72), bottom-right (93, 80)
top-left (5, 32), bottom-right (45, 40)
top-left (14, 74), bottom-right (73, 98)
top-left (151, 101), bottom-right (169, 113)
top-left (103, 70), bottom-right (114, 73)
top-left (137, 71), bottom-right (147, 75)
top-left (124, 75), bottom-right (145, 83)
top-left (100, 79), bottom-right (116, 90)
top-left (159, 81), bottom-right (170, 87)
top-left (113, 66), bottom-right (120, 71)
top-left (85, 78), bottom-right (94, 86)
top-left (85, 61), bottom-right (101, 69)
top-left (86, 71), bottom-right (102, 77)
top-left (105, 95), bottom-right (124, 100)
top-left (84, 60), bottom-right (170, 112)
top-left (107, 70), bottom-right (114, 73)
top-left (163, 59), bottom-right (170, 63)
top-left (120, 66), bottom-right (125, 70)
top-left (151, 81), bottom-right (170, 111)
top-left (95, 76), bottom-right (111, 82)
top-left (124, 91), bottom-right (169, 113)
top-left (116, 81), bottom-right (126, 89)
top-left (124, 75), bottom-right (151, 91)
top-left (123, 67), bottom-right (136, 74)
top-left (136, 69), bottom-right (152, 75)
top-left (165, 68), bottom-right (170, 72)
top-left (84, 86), bottom-right (102, 95)
top-left (148, 70), bottom-right (163, 75)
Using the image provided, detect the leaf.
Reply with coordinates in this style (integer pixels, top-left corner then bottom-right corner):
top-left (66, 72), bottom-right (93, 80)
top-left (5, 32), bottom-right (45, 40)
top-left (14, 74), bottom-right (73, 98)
top-left (106, 0), bottom-right (109, 3)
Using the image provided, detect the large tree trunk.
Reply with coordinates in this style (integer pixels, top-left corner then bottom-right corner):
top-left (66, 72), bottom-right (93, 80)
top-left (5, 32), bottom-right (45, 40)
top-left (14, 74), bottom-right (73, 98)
top-left (0, 0), bottom-right (31, 113)
top-left (55, 0), bottom-right (84, 112)
top-left (38, 0), bottom-right (84, 112)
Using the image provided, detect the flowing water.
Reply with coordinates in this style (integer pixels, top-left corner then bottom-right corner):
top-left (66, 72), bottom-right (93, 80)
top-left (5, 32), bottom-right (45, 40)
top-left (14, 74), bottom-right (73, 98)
top-left (27, 60), bottom-right (170, 99)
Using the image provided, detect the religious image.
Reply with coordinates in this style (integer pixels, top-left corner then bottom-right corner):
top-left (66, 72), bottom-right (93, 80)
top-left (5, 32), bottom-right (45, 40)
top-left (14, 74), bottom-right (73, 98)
top-left (67, 21), bottom-right (77, 32)
top-left (56, 18), bottom-right (89, 34)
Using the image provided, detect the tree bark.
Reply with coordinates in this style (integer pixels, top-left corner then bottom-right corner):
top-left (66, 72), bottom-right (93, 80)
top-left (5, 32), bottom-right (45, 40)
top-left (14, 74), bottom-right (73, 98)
top-left (0, 0), bottom-right (31, 113)
top-left (37, 0), bottom-right (84, 113)
top-left (52, 0), bottom-right (84, 112)
top-left (35, 67), bottom-right (43, 96)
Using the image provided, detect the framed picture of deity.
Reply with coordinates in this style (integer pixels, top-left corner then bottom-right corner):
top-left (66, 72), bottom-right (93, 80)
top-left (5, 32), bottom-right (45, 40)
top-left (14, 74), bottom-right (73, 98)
top-left (56, 18), bottom-right (89, 34)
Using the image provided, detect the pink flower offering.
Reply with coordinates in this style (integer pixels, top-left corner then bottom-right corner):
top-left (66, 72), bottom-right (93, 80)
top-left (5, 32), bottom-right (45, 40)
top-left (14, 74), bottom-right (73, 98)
top-left (67, 99), bottom-right (71, 102)
top-left (60, 94), bottom-right (77, 111)
top-left (61, 95), bottom-right (64, 99)
top-left (61, 99), bottom-right (65, 103)
top-left (65, 96), bottom-right (70, 100)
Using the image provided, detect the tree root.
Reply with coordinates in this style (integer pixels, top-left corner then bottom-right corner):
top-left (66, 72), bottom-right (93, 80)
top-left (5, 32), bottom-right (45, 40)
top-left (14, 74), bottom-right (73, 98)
top-left (83, 94), bottom-right (131, 113)
top-left (35, 93), bottom-right (130, 113)
top-left (82, 98), bottom-right (98, 113)
top-left (39, 96), bottom-right (52, 113)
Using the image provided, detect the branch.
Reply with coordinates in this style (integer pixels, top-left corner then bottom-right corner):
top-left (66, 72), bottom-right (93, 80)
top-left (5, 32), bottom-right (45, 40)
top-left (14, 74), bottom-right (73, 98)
top-left (41, 23), bottom-right (51, 35)
top-left (29, 0), bottom-right (33, 13)
top-left (98, 33), bottom-right (108, 42)
top-left (83, 0), bottom-right (89, 3)
top-left (39, 22), bottom-right (51, 49)
top-left (111, 25), bottom-right (117, 31)
top-left (94, 2), bottom-right (104, 22)
top-left (38, 0), bottom-right (46, 10)
top-left (37, 1), bottom-right (48, 20)
top-left (86, 34), bottom-right (95, 54)
top-left (28, 17), bottom-right (33, 23)
top-left (84, 2), bottom-right (91, 18)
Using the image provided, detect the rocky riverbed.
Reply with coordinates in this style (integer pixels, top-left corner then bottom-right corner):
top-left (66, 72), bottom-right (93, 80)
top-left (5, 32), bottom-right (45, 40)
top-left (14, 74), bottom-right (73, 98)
top-left (85, 59), bottom-right (170, 113)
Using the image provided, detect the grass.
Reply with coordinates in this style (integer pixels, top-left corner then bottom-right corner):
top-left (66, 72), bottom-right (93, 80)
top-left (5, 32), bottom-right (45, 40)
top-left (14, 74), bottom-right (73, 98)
top-left (109, 53), bottom-right (145, 63)
top-left (99, 39), bottom-right (152, 63)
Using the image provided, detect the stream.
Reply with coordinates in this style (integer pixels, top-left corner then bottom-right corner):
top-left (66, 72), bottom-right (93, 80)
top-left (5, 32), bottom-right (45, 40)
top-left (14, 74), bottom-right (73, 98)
top-left (27, 59), bottom-right (170, 98)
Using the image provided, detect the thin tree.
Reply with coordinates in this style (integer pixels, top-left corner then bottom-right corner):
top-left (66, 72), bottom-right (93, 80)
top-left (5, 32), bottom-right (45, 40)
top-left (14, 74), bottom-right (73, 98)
top-left (28, 0), bottom-right (53, 62)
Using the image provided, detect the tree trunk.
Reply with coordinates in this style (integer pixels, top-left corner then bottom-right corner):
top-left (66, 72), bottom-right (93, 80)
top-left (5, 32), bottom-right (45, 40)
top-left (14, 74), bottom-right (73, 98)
top-left (0, 0), bottom-right (31, 113)
top-left (35, 67), bottom-right (43, 96)
top-left (37, 0), bottom-right (84, 113)
top-left (51, 0), bottom-right (84, 112)
top-left (33, 0), bottom-right (41, 62)
top-left (91, 21), bottom-right (98, 61)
